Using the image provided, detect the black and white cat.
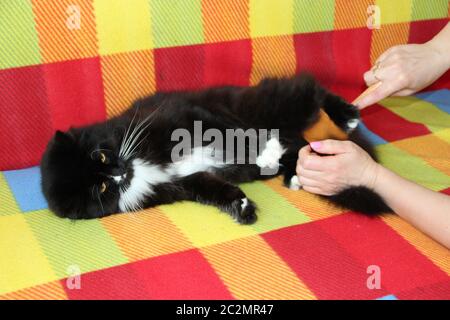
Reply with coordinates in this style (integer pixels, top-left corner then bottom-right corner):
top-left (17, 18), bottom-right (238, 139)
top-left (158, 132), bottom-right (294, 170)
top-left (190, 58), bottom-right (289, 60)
top-left (40, 73), bottom-right (390, 223)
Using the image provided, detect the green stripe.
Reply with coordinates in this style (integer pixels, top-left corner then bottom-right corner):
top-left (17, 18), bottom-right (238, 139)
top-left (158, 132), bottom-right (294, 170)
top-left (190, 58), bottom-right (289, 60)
top-left (0, 0), bottom-right (41, 69)
top-left (376, 144), bottom-right (450, 191)
top-left (0, 173), bottom-right (20, 216)
top-left (380, 96), bottom-right (450, 133)
top-left (25, 210), bottom-right (128, 278)
top-left (150, 0), bottom-right (204, 48)
top-left (240, 181), bottom-right (310, 233)
top-left (293, 0), bottom-right (335, 33)
top-left (411, 0), bottom-right (449, 21)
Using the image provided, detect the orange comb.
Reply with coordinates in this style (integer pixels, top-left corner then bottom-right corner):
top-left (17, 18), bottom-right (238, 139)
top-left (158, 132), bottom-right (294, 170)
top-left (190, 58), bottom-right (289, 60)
top-left (303, 82), bottom-right (381, 142)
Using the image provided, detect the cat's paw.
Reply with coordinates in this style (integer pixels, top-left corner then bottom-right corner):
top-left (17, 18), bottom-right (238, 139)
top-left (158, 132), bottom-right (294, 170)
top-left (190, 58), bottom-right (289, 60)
top-left (288, 175), bottom-right (302, 191)
top-left (346, 118), bottom-right (359, 132)
top-left (324, 96), bottom-right (360, 133)
top-left (230, 197), bottom-right (257, 225)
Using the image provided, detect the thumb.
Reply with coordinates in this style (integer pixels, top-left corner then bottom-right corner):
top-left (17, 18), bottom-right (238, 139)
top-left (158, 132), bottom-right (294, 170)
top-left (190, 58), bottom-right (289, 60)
top-left (310, 140), bottom-right (350, 155)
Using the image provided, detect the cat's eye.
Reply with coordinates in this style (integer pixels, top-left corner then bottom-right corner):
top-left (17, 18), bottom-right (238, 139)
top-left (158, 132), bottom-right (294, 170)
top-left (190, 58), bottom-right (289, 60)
top-left (99, 182), bottom-right (107, 193)
top-left (99, 152), bottom-right (106, 163)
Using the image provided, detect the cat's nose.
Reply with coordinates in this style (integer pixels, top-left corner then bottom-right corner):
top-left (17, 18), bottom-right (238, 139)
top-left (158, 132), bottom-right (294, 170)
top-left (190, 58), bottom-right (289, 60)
top-left (111, 166), bottom-right (126, 177)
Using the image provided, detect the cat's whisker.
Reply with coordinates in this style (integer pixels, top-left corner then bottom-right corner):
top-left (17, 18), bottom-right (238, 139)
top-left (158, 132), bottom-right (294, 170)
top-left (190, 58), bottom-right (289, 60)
top-left (96, 187), bottom-right (105, 215)
top-left (120, 112), bottom-right (154, 159)
top-left (123, 132), bottom-right (151, 161)
top-left (119, 105), bottom-right (140, 157)
top-left (121, 103), bottom-right (165, 160)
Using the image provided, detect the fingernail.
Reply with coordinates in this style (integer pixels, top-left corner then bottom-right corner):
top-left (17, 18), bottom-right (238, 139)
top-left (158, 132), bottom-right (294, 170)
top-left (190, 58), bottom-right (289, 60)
top-left (310, 141), bottom-right (322, 150)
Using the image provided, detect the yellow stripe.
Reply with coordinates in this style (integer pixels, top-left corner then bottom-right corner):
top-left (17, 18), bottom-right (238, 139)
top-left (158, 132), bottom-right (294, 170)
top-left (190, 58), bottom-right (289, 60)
top-left (202, 236), bottom-right (316, 300)
top-left (250, 35), bottom-right (296, 85)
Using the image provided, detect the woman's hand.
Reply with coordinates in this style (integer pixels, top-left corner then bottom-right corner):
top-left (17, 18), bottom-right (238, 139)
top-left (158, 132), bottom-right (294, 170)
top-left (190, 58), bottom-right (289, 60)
top-left (296, 140), bottom-right (380, 196)
top-left (356, 22), bottom-right (450, 109)
top-left (357, 43), bottom-right (450, 109)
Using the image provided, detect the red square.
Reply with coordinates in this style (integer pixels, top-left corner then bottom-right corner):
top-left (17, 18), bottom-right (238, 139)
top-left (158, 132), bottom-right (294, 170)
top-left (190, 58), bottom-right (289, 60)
top-left (317, 213), bottom-right (449, 294)
top-left (361, 104), bottom-right (430, 142)
top-left (331, 27), bottom-right (372, 102)
top-left (408, 19), bottom-right (450, 91)
top-left (408, 19), bottom-right (449, 45)
top-left (294, 31), bottom-right (336, 88)
top-left (204, 39), bottom-right (252, 87)
top-left (155, 45), bottom-right (205, 92)
top-left (62, 263), bottom-right (150, 300)
top-left (396, 281), bottom-right (450, 300)
top-left (43, 57), bottom-right (106, 131)
top-left (133, 249), bottom-right (233, 300)
top-left (262, 222), bottom-right (388, 299)
top-left (0, 65), bottom-right (53, 170)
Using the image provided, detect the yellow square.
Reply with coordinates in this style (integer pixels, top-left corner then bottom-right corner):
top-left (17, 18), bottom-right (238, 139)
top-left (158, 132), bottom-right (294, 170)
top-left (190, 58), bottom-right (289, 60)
top-left (435, 128), bottom-right (450, 144)
top-left (0, 215), bottom-right (57, 295)
top-left (376, 0), bottom-right (412, 24)
top-left (94, 0), bottom-right (153, 55)
top-left (160, 202), bottom-right (258, 247)
top-left (249, 0), bottom-right (294, 38)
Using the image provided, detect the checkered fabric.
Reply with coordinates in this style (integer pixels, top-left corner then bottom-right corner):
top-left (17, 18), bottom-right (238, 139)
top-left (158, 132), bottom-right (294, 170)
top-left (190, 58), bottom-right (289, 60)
top-left (0, 1), bottom-right (449, 300)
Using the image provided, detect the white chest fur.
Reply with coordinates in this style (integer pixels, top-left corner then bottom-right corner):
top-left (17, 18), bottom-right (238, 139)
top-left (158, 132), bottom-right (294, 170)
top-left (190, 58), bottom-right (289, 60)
top-left (118, 147), bottom-right (225, 212)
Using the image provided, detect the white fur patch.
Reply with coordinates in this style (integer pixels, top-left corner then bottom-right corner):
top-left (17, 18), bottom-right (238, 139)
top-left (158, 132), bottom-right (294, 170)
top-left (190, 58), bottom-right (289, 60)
top-left (119, 147), bottom-right (225, 212)
top-left (347, 118), bottom-right (359, 130)
top-left (289, 175), bottom-right (301, 191)
top-left (119, 159), bottom-right (171, 212)
top-left (171, 146), bottom-right (225, 176)
top-left (256, 137), bottom-right (286, 169)
top-left (241, 198), bottom-right (248, 210)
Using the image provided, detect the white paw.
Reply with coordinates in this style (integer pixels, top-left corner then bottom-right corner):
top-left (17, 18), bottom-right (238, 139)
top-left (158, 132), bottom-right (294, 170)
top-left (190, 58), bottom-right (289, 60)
top-left (256, 137), bottom-right (286, 169)
top-left (289, 175), bottom-right (302, 190)
top-left (347, 118), bottom-right (359, 131)
top-left (241, 198), bottom-right (248, 210)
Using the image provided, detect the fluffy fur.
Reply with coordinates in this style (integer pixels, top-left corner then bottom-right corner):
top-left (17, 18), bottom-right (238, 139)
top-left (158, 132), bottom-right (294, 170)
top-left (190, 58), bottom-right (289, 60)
top-left (41, 73), bottom-right (391, 223)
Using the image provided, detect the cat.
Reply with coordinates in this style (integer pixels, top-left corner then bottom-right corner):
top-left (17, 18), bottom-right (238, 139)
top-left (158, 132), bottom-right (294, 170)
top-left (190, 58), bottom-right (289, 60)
top-left (40, 73), bottom-right (391, 224)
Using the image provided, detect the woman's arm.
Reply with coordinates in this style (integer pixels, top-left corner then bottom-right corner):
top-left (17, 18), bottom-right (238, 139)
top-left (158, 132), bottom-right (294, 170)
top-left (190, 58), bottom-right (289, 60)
top-left (373, 164), bottom-right (450, 248)
top-left (297, 140), bottom-right (450, 248)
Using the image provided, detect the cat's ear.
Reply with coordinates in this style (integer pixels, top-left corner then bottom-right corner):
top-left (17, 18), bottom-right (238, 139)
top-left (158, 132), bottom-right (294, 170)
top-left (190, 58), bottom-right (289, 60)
top-left (54, 130), bottom-right (75, 144)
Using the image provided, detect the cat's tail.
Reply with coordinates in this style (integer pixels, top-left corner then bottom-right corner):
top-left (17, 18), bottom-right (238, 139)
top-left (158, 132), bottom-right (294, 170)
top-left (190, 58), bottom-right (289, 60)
top-left (324, 127), bottom-right (392, 215)
top-left (326, 186), bottom-right (392, 215)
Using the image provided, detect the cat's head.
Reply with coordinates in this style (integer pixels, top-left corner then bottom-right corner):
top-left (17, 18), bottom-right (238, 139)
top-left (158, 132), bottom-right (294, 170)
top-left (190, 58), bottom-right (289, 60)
top-left (41, 127), bottom-right (130, 219)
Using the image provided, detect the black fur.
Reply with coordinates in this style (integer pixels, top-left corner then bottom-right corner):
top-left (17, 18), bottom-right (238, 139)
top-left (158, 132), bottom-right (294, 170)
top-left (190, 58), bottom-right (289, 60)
top-left (41, 73), bottom-right (391, 223)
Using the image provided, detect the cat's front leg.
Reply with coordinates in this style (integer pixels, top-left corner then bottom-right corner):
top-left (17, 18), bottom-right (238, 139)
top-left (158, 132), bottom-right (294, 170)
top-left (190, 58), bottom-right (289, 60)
top-left (322, 93), bottom-right (360, 133)
top-left (177, 172), bottom-right (257, 224)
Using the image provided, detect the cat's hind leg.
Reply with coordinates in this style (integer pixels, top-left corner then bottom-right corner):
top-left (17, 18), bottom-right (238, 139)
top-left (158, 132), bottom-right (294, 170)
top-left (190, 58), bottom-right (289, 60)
top-left (177, 172), bottom-right (257, 224)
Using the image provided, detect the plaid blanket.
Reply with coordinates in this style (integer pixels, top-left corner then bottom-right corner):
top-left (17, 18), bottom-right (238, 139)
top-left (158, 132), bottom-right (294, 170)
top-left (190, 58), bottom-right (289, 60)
top-left (0, 1), bottom-right (449, 299)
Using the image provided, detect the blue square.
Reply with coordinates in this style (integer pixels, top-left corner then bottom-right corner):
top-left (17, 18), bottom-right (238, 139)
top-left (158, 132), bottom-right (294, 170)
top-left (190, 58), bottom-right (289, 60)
top-left (415, 89), bottom-right (450, 114)
top-left (3, 166), bottom-right (48, 212)
top-left (376, 294), bottom-right (398, 300)
top-left (358, 122), bottom-right (387, 146)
